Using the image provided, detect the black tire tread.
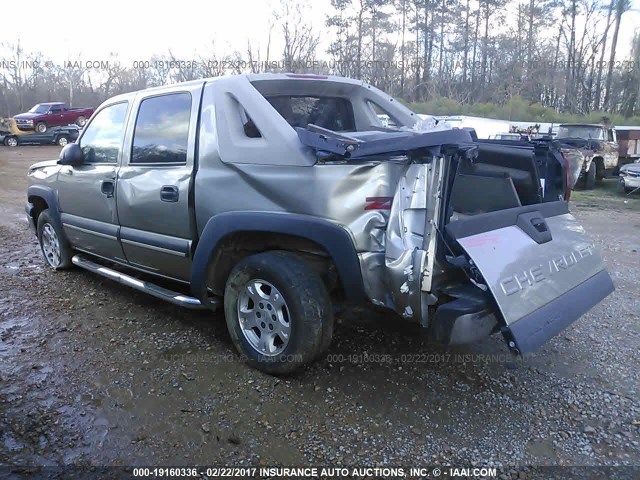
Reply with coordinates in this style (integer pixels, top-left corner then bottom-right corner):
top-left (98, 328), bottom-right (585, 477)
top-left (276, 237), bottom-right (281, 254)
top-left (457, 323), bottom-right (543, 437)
top-left (584, 162), bottom-right (596, 190)
top-left (223, 251), bottom-right (333, 374)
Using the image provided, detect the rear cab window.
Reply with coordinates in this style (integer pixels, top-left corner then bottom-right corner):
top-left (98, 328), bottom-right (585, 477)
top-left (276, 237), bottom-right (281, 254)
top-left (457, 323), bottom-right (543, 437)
top-left (265, 96), bottom-right (355, 132)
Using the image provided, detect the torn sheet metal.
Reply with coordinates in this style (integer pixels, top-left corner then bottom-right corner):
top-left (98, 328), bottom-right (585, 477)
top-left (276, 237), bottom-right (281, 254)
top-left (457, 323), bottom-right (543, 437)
top-left (382, 159), bottom-right (443, 323)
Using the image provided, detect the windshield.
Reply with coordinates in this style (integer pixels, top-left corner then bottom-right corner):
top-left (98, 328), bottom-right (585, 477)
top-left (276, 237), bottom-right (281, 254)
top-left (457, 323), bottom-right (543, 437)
top-left (557, 125), bottom-right (604, 140)
top-left (28, 104), bottom-right (50, 114)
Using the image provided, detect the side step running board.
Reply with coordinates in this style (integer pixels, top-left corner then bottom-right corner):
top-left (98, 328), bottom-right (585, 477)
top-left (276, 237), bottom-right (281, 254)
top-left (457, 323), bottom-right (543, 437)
top-left (71, 255), bottom-right (219, 310)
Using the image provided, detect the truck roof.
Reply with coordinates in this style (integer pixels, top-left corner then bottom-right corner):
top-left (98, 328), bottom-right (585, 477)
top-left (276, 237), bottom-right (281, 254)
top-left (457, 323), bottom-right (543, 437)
top-left (559, 123), bottom-right (610, 128)
top-left (35, 102), bottom-right (66, 105)
top-left (104, 73), bottom-right (371, 104)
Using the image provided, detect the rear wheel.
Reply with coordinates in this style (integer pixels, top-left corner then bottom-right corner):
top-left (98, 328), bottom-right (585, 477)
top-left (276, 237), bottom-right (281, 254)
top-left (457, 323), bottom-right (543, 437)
top-left (584, 162), bottom-right (596, 190)
top-left (37, 209), bottom-right (73, 270)
top-left (35, 122), bottom-right (47, 133)
top-left (75, 116), bottom-right (86, 127)
top-left (224, 251), bottom-right (333, 374)
top-left (4, 136), bottom-right (18, 147)
top-left (57, 135), bottom-right (69, 147)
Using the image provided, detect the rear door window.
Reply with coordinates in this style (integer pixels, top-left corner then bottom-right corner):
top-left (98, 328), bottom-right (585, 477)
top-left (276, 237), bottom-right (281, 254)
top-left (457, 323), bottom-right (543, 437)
top-left (131, 93), bottom-right (192, 164)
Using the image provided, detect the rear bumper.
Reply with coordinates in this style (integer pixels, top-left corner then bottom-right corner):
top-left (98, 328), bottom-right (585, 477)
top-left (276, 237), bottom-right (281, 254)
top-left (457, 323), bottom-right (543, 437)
top-left (502, 269), bottom-right (614, 355)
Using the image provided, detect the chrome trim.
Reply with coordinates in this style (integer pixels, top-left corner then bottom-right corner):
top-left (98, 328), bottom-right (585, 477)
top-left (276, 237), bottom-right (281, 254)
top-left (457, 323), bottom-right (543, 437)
top-left (71, 254), bottom-right (219, 310)
top-left (121, 238), bottom-right (187, 257)
top-left (63, 223), bottom-right (117, 240)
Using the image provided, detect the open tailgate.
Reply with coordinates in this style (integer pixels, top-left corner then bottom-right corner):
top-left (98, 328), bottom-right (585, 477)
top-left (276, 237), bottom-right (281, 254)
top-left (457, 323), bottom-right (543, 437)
top-left (446, 201), bottom-right (614, 354)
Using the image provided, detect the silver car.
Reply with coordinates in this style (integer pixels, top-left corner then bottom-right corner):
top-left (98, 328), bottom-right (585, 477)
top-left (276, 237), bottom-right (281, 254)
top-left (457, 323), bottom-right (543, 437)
top-left (618, 160), bottom-right (640, 194)
top-left (26, 73), bottom-right (614, 374)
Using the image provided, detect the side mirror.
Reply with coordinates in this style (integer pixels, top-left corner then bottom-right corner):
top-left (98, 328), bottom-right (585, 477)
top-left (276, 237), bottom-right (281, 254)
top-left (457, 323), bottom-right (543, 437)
top-left (58, 143), bottom-right (84, 166)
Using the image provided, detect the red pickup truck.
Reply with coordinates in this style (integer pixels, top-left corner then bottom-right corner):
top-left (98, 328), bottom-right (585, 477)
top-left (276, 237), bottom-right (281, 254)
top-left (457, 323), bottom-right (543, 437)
top-left (13, 102), bottom-right (94, 133)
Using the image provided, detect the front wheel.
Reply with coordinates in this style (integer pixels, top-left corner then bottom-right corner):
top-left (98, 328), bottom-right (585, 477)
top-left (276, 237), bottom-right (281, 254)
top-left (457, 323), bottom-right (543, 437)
top-left (35, 122), bottom-right (47, 133)
top-left (584, 162), bottom-right (596, 190)
top-left (57, 135), bottom-right (69, 147)
top-left (37, 209), bottom-right (73, 270)
top-left (4, 136), bottom-right (18, 147)
top-left (224, 251), bottom-right (333, 374)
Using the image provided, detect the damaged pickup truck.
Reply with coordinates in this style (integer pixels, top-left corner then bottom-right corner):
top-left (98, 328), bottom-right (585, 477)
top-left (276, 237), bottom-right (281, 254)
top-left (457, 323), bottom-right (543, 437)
top-left (25, 74), bottom-right (614, 374)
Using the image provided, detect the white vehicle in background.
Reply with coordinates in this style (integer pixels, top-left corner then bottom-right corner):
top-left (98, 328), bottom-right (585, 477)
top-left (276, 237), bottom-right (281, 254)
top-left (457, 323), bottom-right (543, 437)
top-left (435, 115), bottom-right (511, 139)
top-left (618, 160), bottom-right (640, 194)
top-left (492, 133), bottom-right (525, 141)
top-left (377, 114), bottom-right (390, 127)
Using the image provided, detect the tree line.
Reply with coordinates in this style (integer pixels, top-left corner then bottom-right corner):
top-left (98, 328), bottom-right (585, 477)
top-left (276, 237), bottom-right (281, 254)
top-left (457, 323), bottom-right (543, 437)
top-left (1, 0), bottom-right (639, 123)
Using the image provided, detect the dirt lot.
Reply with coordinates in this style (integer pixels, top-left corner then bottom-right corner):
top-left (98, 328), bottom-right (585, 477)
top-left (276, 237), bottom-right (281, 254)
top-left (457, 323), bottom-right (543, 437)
top-left (1, 147), bottom-right (639, 474)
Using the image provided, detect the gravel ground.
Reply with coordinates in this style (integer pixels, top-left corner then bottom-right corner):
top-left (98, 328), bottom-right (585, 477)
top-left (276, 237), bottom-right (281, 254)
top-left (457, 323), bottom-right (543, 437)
top-left (0, 147), bottom-right (639, 477)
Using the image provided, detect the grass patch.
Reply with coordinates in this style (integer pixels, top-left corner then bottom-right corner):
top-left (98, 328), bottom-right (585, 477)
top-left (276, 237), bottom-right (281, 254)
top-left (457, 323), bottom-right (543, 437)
top-left (570, 178), bottom-right (640, 211)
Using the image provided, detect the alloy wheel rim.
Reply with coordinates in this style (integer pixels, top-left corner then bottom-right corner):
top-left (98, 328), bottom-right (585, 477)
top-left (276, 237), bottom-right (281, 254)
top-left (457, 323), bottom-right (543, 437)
top-left (237, 279), bottom-right (291, 356)
top-left (41, 223), bottom-right (61, 267)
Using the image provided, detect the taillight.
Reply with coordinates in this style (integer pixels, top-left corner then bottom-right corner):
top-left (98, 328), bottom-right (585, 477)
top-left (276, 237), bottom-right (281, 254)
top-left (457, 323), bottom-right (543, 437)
top-left (364, 197), bottom-right (393, 210)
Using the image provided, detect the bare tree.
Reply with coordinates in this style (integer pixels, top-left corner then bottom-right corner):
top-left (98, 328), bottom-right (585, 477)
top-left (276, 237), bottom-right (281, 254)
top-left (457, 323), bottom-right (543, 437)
top-left (594, 0), bottom-right (615, 110)
top-left (603, 0), bottom-right (631, 110)
top-left (275, 0), bottom-right (320, 72)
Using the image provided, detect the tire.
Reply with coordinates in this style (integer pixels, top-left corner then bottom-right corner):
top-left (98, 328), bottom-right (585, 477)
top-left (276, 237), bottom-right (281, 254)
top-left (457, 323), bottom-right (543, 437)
top-left (4, 136), bottom-right (18, 147)
top-left (584, 162), bottom-right (596, 190)
top-left (57, 135), bottom-right (69, 147)
top-left (37, 209), bottom-right (73, 270)
top-left (35, 122), bottom-right (47, 133)
top-left (595, 160), bottom-right (605, 182)
top-left (224, 251), bottom-right (333, 374)
top-left (76, 116), bottom-right (86, 127)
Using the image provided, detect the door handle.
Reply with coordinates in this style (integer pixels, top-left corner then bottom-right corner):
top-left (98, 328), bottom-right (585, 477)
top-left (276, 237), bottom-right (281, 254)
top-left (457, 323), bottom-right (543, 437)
top-left (101, 180), bottom-right (115, 198)
top-left (160, 185), bottom-right (179, 202)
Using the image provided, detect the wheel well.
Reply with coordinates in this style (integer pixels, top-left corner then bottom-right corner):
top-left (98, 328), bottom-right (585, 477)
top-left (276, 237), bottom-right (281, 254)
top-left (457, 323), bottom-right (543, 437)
top-left (593, 157), bottom-right (605, 174)
top-left (28, 196), bottom-right (49, 224)
top-left (206, 232), bottom-right (339, 297)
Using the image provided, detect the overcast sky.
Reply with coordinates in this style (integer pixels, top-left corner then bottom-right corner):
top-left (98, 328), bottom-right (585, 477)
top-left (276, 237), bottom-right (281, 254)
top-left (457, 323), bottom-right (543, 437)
top-left (1, 0), bottom-right (638, 65)
top-left (1, 0), bottom-right (325, 64)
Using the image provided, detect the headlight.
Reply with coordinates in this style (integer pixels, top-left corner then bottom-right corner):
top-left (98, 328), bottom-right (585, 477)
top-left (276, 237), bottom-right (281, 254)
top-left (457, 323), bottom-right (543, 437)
top-left (620, 170), bottom-right (628, 177)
